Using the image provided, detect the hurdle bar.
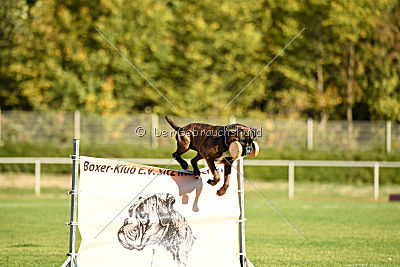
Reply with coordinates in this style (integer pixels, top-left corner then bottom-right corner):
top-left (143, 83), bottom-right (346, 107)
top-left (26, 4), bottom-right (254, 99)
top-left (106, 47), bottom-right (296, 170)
top-left (61, 139), bottom-right (80, 267)
top-left (2, 157), bottom-right (399, 200)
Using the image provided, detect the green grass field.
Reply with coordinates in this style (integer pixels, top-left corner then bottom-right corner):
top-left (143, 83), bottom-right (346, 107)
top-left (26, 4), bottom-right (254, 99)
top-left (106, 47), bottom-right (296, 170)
top-left (0, 175), bottom-right (399, 266)
top-left (246, 195), bottom-right (400, 266)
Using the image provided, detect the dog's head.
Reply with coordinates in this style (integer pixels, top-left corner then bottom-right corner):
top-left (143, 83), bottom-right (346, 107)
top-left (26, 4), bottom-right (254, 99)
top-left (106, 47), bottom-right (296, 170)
top-left (118, 193), bottom-right (175, 251)
top-left (226, 124), bottom-right (257, 156)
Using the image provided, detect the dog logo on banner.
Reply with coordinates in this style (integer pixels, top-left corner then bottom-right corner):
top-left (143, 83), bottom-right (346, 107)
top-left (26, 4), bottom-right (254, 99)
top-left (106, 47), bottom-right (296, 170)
top-left (118, 193), bottom-right (196, 266)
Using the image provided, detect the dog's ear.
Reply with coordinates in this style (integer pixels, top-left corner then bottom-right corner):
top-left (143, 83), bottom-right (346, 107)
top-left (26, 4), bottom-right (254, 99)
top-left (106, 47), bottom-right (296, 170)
top-left (157, 193), bottom-right (175, 226)
top-left (226, 124), bottom-right (240, 136)
top-left (251, 128), bottom-right (257, 140)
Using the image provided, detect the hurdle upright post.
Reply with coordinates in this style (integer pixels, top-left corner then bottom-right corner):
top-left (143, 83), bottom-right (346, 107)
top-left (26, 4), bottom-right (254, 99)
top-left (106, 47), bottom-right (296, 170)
top-left (237, 157), bottom-right (246, 267)
top-left (62, 139), bottom-right (80, 267)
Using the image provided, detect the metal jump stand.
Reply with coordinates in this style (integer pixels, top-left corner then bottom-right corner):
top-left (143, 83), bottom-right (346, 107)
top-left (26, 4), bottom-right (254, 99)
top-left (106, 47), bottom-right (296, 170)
top-left (236, 157), bottom-right (254, 267)
top-left (61, 139), bottom-right (80, 267)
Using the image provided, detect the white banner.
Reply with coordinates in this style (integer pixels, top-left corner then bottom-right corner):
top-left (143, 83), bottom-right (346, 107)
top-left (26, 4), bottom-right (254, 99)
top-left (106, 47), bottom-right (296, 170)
top-left (77, 156), bottom-right (241, 267)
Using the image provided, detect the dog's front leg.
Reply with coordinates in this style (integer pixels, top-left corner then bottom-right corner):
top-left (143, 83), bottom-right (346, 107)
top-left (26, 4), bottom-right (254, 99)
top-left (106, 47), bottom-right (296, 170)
top-left (205, 157), bottom-right (220, 186)
top-left (217, 158), bottom-right (234, 196)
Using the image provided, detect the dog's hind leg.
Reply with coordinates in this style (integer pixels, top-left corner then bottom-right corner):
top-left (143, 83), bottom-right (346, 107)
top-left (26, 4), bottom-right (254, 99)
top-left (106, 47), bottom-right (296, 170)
top-left (190, 152), bottom-right (203, 178)
top-left (205, 157), bottom-right (220, 186)
top-left (172, 134), bottom-right (190, 171)
top-left (217, 157), bottom-right (234, 196)
top-left (173, 150), bottom-right (189, 171)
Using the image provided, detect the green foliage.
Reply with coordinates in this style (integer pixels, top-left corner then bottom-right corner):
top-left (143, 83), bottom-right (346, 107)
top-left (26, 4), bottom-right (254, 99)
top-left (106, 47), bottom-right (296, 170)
top-left (0, 0), bottom-right (399, 120)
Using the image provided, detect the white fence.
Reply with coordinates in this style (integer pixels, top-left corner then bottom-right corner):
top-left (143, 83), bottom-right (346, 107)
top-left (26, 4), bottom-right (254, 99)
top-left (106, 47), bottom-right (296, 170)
top-left (1, 157), bottom-right (399, 200)
top-left (1, 110), bottom-right (400, 151)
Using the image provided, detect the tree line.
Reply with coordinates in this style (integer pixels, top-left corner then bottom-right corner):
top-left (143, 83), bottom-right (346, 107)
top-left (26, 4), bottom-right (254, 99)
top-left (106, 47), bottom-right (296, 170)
top-left (1, 0), bottom-right (399, 121)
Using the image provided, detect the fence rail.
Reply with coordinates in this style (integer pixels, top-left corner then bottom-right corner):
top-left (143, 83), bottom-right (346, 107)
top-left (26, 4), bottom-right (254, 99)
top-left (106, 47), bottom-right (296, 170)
top-left (1, 111), bottom-right (400, 151)
top-left (1, 157), bottom-right (399, 200)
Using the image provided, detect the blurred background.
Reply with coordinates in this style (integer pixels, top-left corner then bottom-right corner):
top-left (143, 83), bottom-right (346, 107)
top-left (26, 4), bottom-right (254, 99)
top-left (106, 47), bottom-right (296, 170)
top-left (1, 0), bottom-right (400, 119)
top-left (1, 0), bottom-right (400, 183)
top-left (1, 1), bottom-right (400, 266)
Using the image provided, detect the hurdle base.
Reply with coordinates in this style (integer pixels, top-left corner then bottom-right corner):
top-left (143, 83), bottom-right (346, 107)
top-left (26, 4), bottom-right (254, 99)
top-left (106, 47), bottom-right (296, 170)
top-left (61, 255), bottom-right (78, 267)
top-left (246, 257), bottom-right (255, 267)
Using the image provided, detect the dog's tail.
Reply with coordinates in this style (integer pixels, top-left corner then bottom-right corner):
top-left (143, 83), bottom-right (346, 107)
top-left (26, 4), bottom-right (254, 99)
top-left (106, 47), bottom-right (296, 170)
top-left (165, 116), bottom-right (180, 130)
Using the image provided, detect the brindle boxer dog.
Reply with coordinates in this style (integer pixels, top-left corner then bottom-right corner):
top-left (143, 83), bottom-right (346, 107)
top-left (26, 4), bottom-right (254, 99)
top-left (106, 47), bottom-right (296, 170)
top-left (165, 116), bottom-right (257, 196)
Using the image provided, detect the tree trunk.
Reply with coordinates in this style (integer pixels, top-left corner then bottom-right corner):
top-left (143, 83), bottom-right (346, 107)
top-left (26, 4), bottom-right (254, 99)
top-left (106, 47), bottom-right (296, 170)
top-left (317, 41), bottom-right (329, 123)
top-left (347, 41), bottom-right (354, 123)
top-left (317, 57), bottom-right (323, 95)
top-left (347, 41), bottom-right (355, 146)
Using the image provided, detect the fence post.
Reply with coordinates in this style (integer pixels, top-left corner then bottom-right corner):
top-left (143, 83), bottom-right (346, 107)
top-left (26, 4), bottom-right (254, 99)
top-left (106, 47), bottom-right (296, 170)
top-left (0, 108), bottom-right (3, 146)
top-left (386, 120), bottom-right (391, 153)
top-left (35, 159), bottom-right (41, 196)
top-left (307, 118), bottom-right (313, 150)
top-left (151, 113), bottom-right (159, 149)
top-left (288, 161), bottom-right (295, 199)
top-left (374, 162), bottom-right (379, 201)
top-left (74, 111), bottom-right (80, 140)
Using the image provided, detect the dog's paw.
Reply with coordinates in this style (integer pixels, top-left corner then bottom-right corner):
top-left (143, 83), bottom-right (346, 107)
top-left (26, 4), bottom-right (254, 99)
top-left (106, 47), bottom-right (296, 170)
top-left (216, 188), bottom-right (227, 196)
top-left (181, 162), bottom-right (189, 170)
top-left (207, 179), bottom-right (218, 186)
top-left (193, 169), bottom-right (201, 178)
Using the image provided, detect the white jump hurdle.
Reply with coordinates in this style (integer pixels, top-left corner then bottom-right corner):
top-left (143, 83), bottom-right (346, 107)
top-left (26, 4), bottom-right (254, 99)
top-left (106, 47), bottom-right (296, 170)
top-left (61, 139), bottom-right (253, 267)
